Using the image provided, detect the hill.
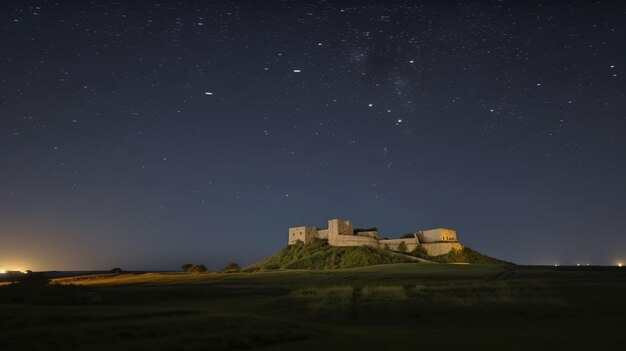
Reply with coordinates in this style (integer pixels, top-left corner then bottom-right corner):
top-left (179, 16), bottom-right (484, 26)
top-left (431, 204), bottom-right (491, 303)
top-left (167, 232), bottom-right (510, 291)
top-left (410, 245), bottom-right (513, 265)
top-left (245, 239), bottom-right (423, 271)
top-left (247, 239), bottom-right (511, 271)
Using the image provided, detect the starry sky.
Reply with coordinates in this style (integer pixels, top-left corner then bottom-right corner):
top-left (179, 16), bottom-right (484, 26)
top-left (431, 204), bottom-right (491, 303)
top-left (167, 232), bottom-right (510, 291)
top-left (1, 0), bottom-right (625, 271)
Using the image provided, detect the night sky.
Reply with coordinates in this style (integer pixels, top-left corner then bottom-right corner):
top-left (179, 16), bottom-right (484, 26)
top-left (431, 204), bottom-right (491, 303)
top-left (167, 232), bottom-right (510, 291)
top-left (1, 1), bottom-right (625, 271)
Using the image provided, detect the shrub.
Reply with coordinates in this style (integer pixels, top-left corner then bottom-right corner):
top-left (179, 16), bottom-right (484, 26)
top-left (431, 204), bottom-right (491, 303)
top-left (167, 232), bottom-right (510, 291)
top-left (264, 263), bottom-right (281, 270)
top-left (410, 245), bottom-right (429, 259)
top-left (397, 241), bottom-right (408, 253)
top-left (192, 264), bottom-right (207, 273)
top-left (109, 268), bottom-right (123, 274)
top-left (222, 262), bottom-right (241, 272)
top-left (400, 233), bottom-right (415, 239)
top-left (181, 264), bottom-right (207, 273)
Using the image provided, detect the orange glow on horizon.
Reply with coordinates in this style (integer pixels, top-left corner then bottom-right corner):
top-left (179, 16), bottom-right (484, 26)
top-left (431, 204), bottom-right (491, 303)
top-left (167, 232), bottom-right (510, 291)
top-left (0, 266), bottom-right (29, 274)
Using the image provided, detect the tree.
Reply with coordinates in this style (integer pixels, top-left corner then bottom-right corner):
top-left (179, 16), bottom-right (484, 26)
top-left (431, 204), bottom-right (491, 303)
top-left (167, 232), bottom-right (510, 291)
top-left (222, 262), bottom-right (241, 272)
top-left (182, 264), bottom-right (207, 273)
top-left (110, 268), bottom-right (123, 274)
top-left (397, 241), bottom-right (408, 253)
top-left (191, 264), bottom-right (207, 273)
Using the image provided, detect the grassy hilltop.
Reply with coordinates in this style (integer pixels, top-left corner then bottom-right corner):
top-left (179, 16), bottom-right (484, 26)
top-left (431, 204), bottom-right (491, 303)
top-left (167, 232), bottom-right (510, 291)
top-left (246, 238), bottom-right (509, 271)
top-left (245, 239), bottom-right (417, 270)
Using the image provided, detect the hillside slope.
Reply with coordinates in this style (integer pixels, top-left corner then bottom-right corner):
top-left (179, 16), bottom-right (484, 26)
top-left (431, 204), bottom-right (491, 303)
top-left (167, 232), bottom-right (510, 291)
top-left (411, 245), bottom-right (512, 265)
top-left (247, 239), bottom-right (511, 271)
top-left (245, 239), bottom-right (422, 271)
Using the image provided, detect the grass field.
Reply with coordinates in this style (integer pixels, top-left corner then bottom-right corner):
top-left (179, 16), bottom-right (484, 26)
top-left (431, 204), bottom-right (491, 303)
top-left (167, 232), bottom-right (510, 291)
top-left (1, 264), bottom-right (625, 350)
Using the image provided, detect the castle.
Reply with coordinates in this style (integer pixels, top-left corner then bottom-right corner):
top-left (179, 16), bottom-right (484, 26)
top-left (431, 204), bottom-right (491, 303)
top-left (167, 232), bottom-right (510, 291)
top-left (289, 218), bottom-right (462, 256)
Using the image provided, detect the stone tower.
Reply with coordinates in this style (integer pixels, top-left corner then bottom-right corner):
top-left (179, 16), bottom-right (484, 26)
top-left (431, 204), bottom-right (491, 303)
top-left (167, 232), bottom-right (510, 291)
top-left (327, 218), bottom-right (353, 243)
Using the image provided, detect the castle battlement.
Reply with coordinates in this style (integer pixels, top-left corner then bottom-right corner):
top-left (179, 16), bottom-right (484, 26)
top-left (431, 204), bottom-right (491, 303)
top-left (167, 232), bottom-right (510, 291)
top-left (288, 218), bottom-right (462, 256)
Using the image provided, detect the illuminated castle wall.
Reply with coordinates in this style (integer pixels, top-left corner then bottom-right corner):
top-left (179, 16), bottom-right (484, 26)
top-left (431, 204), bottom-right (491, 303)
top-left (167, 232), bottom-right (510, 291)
top-left (288, 218), bottom-right (462, 257)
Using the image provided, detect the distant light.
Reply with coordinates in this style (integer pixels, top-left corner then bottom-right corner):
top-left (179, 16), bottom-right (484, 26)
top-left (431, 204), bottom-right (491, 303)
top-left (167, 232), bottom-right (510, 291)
top-left (577, 264), bottom-right (580, 266)
top-left (409, 60), bottom-right (414, 64)
top-left (618, 263), bottom-right (623, 267)
top-left (368, 103), bottom-right (373, 107)
top-left (0, 268), bottom-right (28, 274)
top-left (204, 92), bottom-right (213, 95)
top-left (293, 69), bottom-right (301, 73)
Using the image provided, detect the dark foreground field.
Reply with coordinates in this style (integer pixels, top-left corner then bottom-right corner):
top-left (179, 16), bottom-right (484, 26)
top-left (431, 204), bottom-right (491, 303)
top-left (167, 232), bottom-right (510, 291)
top-left (1, 264), bottom-right (625, 350)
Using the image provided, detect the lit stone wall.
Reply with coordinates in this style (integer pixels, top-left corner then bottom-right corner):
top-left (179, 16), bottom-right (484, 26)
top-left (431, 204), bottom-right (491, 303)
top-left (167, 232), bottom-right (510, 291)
top-left (417, 229), bottom-right (457, 243)
top-left (379, 239), bottom-right (419, 252)
top-left (317, 229), bottom-right (329, 240)
top-left (288, 226), bottom-right (318, 245)
top-left (355, 231), bottom-right (381, 239)
top-left (329, 235), bottom-right (379, 248)
top-left (328, 219), bottom-right (353, 236)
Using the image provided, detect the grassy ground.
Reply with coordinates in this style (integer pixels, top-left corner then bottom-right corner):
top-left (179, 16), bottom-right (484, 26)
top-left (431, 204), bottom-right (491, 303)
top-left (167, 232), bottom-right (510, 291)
top-left (1, 264), bottom-right (625, 350)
